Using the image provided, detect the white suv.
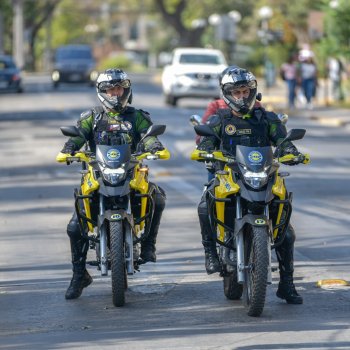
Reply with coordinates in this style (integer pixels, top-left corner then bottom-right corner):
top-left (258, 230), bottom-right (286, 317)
top-left (161, 48), bottom-right (227, 106)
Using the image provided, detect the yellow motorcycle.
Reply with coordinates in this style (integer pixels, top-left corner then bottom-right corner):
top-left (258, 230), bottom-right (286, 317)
top-left (57, 125), bottom-right (170, 307)
top-left (191, 125), bottom-right (310, 316)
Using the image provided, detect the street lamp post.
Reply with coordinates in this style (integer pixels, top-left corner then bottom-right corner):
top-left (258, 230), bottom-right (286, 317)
top-left (258, 6), bottom-right (274, 89)
top-left (208, 11), bottom-right (241, 63)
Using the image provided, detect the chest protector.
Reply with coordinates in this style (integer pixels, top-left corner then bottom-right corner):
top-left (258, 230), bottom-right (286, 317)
top-left (219, 108), bottom-right (271, 155)
top-left (92, 107), bottom-right (139, 151)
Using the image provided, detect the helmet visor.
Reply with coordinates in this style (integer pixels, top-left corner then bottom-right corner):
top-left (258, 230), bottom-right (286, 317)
top-left (222, 81), bottom-right (257, 95)
top-left (98, 79), bottom-right (131, 91)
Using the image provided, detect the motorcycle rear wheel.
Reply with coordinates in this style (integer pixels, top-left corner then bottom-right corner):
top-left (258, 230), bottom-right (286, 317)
top-left (243, 226), bottom-right (269, 317)
top-left (110, 221), bottom-right (127, 307)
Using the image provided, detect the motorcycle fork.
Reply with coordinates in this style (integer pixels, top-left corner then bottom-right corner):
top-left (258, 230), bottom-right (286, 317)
top-left (98, 194), bottom-right (108, 276)
top-left (235, 196), bottom-right (244, 283)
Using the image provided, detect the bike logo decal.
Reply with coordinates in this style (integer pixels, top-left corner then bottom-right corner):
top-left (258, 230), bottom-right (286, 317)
top-left (225, 124), bottom-right (236, 135)
top-left (107, 149), bottom-right (120, 160)
top-left (111, 213), bottom-right (122, 220)
top-left (255, 218), bottom-right (266, 225)
top-left (248, 151), bottom-right (263, 163)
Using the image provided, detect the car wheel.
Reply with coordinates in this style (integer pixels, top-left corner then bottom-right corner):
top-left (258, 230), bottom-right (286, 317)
top-left (165, 94), bottom-right (178, 107)
top-left (17, 86), bottom-right (23, 93)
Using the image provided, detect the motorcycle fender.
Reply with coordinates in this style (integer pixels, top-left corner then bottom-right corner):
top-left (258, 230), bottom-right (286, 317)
top-left (98, 179), bottom-right (130, 197)
top-left (234, 214), bottom-right (269, 236)
top-left (100, 209), bottom-right (134, 228)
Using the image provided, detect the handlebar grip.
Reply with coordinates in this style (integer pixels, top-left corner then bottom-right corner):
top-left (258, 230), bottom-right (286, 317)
top-left (301, 153), bottom-right (311, 164)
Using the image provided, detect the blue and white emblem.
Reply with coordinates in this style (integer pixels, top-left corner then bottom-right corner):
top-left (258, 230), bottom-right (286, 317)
top-left (107, 149), bottom-right (120, 161)
top-left (248, 151), bottom-right (263, 163)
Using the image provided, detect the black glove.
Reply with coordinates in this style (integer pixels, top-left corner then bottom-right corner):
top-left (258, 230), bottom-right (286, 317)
top-left (282, 145), bottom-right (302, 166)
top-left (147, 141), bottom-right (164, 154)
top-left (61, 140), bottom-right (76, 155)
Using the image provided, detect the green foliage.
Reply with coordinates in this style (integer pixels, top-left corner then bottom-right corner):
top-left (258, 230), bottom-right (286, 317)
top-left (0, 0), bottom-right (13, 54)
top-left (98, 55), bottom-right (132, 71)
top-left (51, 0), bottom-right (90, 48)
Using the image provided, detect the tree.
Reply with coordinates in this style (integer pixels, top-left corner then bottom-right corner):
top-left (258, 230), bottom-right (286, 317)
top-left (24, 0), bottom-right (61, 70)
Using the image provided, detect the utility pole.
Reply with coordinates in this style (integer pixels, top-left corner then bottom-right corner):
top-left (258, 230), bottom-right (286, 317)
top-left (13, 0), bottom-right (24, 68)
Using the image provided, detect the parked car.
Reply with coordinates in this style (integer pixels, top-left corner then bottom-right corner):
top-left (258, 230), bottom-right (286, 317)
top-left (51, 45), bottom-right (98, 88)
top-left (0, 55), bottom-right (23, 93)
top-left (161, 47), bottom-right (227, 106)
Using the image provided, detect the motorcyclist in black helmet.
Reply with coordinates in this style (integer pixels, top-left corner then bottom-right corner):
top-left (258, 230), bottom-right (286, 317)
top-left (60, 68), bottom-right (166, 300)
top-left (197, 65), bottom-right (304, 304)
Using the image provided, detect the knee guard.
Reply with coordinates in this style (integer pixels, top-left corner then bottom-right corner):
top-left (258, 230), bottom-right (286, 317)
top-left (154, 185), bottom-right (166, 213)
top-left (276, 224), bottom-right (296, 278)
top-left (198, 196), bottom-right (215, 242)
top-left (67, 212), bottom-right (81, 241)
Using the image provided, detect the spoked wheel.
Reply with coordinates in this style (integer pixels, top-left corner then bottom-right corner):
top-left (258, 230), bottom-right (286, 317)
top-left (243, 226), bottom-right (269, 317)
top-left (110, 221), bottom-right (127, 307)
top-left (223, 252), bottom-right (243, 300)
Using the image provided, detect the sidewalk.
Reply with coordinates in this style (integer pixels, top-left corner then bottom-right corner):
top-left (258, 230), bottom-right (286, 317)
top-left (260, 78), bottom-right (350, 128)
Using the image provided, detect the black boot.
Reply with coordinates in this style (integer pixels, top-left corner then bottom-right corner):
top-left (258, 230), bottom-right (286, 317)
top-left (276, 278), bottom-right (303, 304)
top-left (203, 240), bottom-right (221, 274)
top-left (66, 213), bottom-right (92, 299)
top-left (275, 224), bottom-right (303, 304)
top-left (65, 266), bottom-right (93, 300)
top-left (140, 187), bottom-right (165, 263)
top-left (198, 192), bottom-right (220, 274)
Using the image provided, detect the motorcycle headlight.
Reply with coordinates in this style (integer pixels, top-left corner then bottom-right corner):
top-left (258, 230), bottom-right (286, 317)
top-left (101, 167), bottom-right (126, 185)
top-left (242, 170), bottom-right (268, 189)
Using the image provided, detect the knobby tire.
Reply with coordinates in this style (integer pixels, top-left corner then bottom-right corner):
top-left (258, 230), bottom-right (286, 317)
top-left (243, 226), bottom-right (269, 317)
top-left (110, 221), bottom-right (126, 307)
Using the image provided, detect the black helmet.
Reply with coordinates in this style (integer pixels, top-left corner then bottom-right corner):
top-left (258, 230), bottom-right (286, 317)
top-left (96, 68), bottom-right (132, 113)
top-left (220, 66), bottom-right (257, 115)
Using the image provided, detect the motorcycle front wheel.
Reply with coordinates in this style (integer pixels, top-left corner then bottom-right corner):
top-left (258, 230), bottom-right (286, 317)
top-left (243, 226), bottom-right (269, 317)
top-left (110, 221), bottom-right (126, 307)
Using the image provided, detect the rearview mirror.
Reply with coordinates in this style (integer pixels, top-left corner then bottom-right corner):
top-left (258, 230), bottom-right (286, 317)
top-left (189, 114), bottom-right (202, 126)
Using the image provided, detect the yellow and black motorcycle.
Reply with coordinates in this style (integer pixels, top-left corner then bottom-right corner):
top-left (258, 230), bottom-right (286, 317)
top-left (56, 125), bottom-right (170, 307)
top-left (191, 124), bottom-right (310, 317)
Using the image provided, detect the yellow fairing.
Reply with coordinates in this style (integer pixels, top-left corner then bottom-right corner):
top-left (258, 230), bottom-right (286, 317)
top-left (271, 173), bottom-right (286, 239)
top-left (81, 165), bottom-right (99, 232)
top-left (215, 166), bottom-right (240, 241)
top-left (130, 163), bottom-right (149, 232)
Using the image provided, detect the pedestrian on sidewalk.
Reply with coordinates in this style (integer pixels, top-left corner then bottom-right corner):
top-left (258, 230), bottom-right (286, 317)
top-left (280, 54), bottom-right (299, 110)
top-left (327, 56), bottom-right (345, 102)
top-left (300, 57), bottom-right (317, 110)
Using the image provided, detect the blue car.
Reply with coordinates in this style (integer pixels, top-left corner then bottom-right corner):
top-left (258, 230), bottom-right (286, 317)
top-left (0, 55), bottom-right (23, 93)
top-left (51, 45), bottom-right (98, 88)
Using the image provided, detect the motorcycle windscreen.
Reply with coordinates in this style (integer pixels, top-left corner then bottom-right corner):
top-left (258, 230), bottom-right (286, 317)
top-left (236, 145), bottom-right (273, 172)
top-left (95, 144), bottom-right (131, 168)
